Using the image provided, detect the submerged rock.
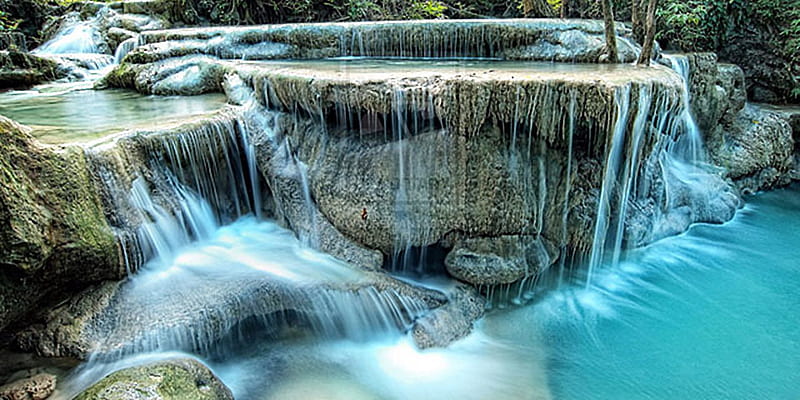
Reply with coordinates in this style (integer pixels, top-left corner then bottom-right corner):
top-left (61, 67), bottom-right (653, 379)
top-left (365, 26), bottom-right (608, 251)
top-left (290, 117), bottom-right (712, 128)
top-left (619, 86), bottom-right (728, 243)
top-left (74, 358), bottom-right (232, 400)
top-left (0, 373), bottom-right (56, 400)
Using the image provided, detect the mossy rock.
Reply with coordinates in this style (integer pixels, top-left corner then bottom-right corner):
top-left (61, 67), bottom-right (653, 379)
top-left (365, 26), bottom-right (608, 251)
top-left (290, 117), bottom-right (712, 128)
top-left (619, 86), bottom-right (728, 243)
top-left (0, 116), bottom-right (120, 331)
top-left (0, 50), bottom-right (63, 89)
top-left (75, 358), bottom-right (233, 400)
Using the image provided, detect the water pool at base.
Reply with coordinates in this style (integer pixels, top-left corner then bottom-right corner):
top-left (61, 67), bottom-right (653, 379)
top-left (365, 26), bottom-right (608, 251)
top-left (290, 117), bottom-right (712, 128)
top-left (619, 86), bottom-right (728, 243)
top-left (486, 185), bottom-right (800, 399)
top-left (0, 83), bottom-right (226, 144)
top-left (65, 186), bottom-right (800, 400)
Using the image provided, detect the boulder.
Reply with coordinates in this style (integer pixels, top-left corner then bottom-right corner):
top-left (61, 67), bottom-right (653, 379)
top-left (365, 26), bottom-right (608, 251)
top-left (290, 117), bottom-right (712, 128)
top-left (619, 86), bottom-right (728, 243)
top-left (0, 51), bottom-right (63, 89)
top-left (74, 358), bottom-right (232, 400)
top-left (444, 235), bottom-right (552, 285)
top-left (0, 116), bottom-right (121, 333)
top-left (707, 105), bottom-right (794, 193)
top-left (686, 53), bottom-right (746, 132)
top-left (412, 284), bottom-right (485, 349)
top-left (0, 373), bottom-right (56, 400)
top-left (686, 53), bottom-right (796, 192)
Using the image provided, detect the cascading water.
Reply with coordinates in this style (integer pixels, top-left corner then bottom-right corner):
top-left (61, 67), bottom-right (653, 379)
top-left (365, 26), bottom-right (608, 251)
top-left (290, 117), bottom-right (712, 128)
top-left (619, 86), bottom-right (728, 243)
top-left (113, 36), bottom-right (139, 64)
top-left (59, 104), bottom-right (442, 398)
top-left (34, 21), bottom-right (101, 55)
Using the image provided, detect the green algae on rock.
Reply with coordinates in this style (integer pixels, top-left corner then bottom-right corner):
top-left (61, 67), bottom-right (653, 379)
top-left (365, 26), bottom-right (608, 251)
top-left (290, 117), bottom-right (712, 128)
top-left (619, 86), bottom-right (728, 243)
top-left (0, 51), bottom-right (63, 89)
top-left (74, 358), bottom-right (233, 400)
top-left (0, 116), bottom-right (121, 332)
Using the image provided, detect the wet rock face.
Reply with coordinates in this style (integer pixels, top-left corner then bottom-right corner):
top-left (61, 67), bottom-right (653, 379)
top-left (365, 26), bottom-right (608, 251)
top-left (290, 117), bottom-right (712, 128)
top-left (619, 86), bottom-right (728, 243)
top-left (708, 105), bottom-right (794, 193)
top-left (15, 282), bottom-right (122, 359)
top-left (412, 285), bottom-right (485, 349)
top-left (0, 373), bottom-right (56, 400)
top-left (687, 53), bottom-right (796, 192)
top-left (74, 358), bottom-right (233, 400)
top-left (0, 51), bottom-right (63, 89)
top-left (0, 117), bottom-right (121, 332)
top-left (686, 53), bottom-right (746, 132)
top-left (445, 235), bottom-right (552, 285)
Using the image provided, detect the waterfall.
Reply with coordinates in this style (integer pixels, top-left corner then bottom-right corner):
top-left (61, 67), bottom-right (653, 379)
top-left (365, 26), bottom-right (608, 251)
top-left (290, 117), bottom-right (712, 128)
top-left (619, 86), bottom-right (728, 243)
top-left (664, 54), bottom-right (705, 163)
top-left (78, 107), bottom-right (438, 372)
top-left (586, 86), bottom-right (633, 288)
top-left (114, 36), bottom-right (139, 64)
top-left (90, 111), bottom-right (264, 272)
top-left (582, 56), bottom-right (734, 288)
top-left (34, 21), bottom-right (101, 55)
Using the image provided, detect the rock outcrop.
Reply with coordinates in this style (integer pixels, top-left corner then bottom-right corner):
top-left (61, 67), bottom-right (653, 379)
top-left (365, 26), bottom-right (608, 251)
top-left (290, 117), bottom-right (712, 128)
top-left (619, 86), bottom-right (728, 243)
top-left (0, 51), bottom-right (63, 89)
top-left (74, 358), bottom-right (233, 400)
top-left (412, 284), bottom-right (485, 349)
top-left (686, 53), bottom-right (796, 192)
top-left (445, 235), bottom-right (553, 285)
top-left (0, 373), bottom-right (56, 400)
top-left (0, 117), bottom-right (121, 333)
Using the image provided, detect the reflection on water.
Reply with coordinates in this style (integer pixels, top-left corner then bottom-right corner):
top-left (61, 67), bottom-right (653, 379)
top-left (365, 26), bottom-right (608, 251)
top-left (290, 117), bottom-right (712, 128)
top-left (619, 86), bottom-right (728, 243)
top-left (0, 84), bottom-right (226, 144)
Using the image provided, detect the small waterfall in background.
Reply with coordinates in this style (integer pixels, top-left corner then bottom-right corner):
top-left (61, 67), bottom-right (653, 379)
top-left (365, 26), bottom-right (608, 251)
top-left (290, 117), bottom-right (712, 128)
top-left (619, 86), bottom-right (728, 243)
top-left (34, 20), bottom-right (101, 54)
top-left (113, 36), bottom-right (139, 64)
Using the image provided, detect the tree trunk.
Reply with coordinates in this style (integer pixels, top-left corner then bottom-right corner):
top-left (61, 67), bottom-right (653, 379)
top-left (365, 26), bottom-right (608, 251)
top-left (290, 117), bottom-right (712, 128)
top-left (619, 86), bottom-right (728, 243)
top-left (601, 0), bottom-right (618, 63)
top-left (637, 0), bottom-right (658, 66)
top-left (631, 0), bottom-right (645, 42)
top-left (561, 0), bottom-right (568, 18)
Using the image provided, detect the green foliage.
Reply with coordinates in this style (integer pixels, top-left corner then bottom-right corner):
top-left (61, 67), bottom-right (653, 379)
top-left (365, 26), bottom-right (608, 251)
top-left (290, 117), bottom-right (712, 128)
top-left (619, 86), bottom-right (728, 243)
top-left (657, 0), bottom-right (800, 100)
top-left (656, 0), bottom-right (723, 51)
top-left (407, 1), bottom-right (448, 19)
top-left (337, 0), bottom-right (380, 20)
top-left (0, 10), bottom-right (20, 31)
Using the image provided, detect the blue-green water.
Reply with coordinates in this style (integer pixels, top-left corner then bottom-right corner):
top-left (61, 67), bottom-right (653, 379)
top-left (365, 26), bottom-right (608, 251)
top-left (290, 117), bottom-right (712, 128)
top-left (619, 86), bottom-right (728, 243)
top-left (487, 185), bottom-right (800, 399)
top-left (63, 186), bottom-right (800, 400)
top-left (202, 185), bottom-right (800, 399)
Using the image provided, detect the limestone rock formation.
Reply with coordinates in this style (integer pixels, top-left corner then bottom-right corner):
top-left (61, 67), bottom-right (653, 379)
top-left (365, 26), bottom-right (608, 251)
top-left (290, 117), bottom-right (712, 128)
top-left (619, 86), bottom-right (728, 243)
top-left (0, 117), bottom-right (121, 333)
top-left (0, 373), bottom-right (56, 400)
top-left (687, 53), bottom-right (796, 192)
top-left (445, 235), bottom-right (553, 285)
top-left (15, 282), bottom-right (122, 359)
top-left (412, 284), bottom-right (486, 349)
top-left (708, 105), bottom-right (794, 193)
top-left (129, 19), bottom-right (641, 64)
top-left (0, 51), bottom-right (63, 88)
top-left (74, 358), bottom-right (233, 400)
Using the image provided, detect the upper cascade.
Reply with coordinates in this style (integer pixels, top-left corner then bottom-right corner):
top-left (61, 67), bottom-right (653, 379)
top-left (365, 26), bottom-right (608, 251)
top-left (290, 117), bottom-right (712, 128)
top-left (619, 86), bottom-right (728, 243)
top-left (130, 19), bottom-right (641, 63)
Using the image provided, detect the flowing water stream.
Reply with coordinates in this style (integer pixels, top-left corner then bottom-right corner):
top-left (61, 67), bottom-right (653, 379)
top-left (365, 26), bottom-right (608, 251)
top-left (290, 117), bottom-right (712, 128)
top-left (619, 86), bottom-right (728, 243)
top-left (59, 185), bottom-right (800, 400)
